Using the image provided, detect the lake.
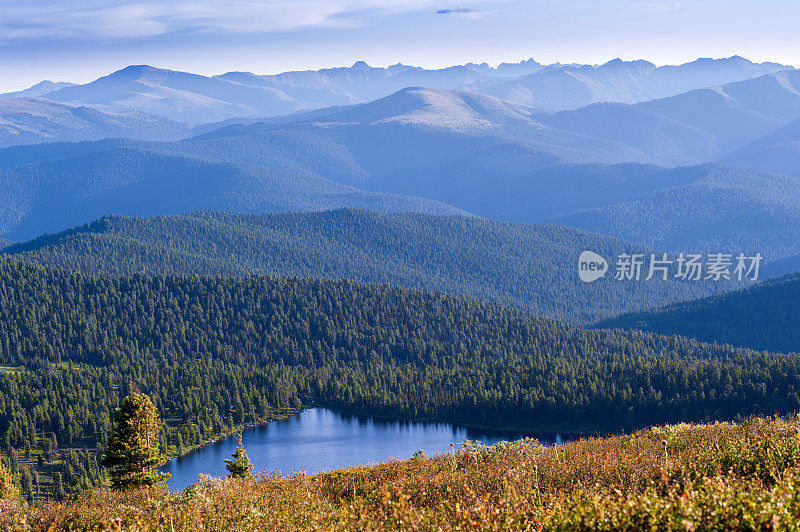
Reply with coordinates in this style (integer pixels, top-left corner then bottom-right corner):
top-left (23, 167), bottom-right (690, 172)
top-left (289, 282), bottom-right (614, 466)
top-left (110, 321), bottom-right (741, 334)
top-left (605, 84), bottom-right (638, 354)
top-left (163, 408), bottom-right (555, 490)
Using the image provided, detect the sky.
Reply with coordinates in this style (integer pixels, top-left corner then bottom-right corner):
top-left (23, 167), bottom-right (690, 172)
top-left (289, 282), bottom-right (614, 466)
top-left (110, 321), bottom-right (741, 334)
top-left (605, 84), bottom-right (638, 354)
top-left (1, 0), bottom-right (799, 92)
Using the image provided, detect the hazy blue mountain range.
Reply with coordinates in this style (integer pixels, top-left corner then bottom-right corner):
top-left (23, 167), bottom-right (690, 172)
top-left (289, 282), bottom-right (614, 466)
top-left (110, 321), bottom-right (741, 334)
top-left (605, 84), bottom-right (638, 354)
top-left (38, 65), bottom-right (310, 125)
top-left (598, 272), bottom-right (800, 354)
top-left (1, 59), bottom-right (799, 267)
top-left (0, 145), bottom-right (465, 241)
top-left (165, 86), bottom-right (733, 181)
top-left (467, 58), bottom-right (545, 77)
top-left (216, 60), bottom-right (493, 108)
top-left (27, 61), bottom-right (544, 125)
top-left (3, 84), bottom-right (799, 264)
top-left (641, 69), bottom-right (800, 152)
top-left (0, 98), bottom-right (189, 148)
top-left (3, 56), bottom-right (790, 126)
top-left (0, 80), bottom-right (75, 99)
top-left (2, 209), bottom-right (730, 324)
top-left (551, 163), bottom-right (800, 262)
top-left (168, 95), bottom-right (800, 262)
top-left (468, 56), bottom-right (789, 110)
top-left (532, 102), bottom-right (719, 165)
top-left (723, 119), bottom-right (800, 177)
top-left (0, 57), bottom-right (795, 165)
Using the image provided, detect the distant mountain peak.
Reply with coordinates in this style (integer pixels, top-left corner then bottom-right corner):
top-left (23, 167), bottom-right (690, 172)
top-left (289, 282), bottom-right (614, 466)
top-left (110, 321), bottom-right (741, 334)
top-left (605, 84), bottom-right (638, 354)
top-left (8, 54), bottom-right (795, 126)
top-left (102, 64), bottom-right (172, 83)
top-left (115, 64), bottom-right (162, 74)
top-left (0, 80), bottom-right (77, 100)
top-left (599, 58), bottom-right (656, 71)
top-left (312, 85), bottom-right (540, 131)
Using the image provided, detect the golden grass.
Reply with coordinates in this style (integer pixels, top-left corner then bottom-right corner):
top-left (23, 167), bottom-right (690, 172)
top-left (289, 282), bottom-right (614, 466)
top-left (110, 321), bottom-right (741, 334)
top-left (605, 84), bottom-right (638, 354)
top-left (4, 416), bottom-right (800, 530)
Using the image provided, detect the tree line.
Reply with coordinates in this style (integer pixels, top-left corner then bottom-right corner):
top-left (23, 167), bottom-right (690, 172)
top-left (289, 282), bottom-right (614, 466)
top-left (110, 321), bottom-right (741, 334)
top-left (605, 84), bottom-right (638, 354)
top-left (2, 208), bottom-right (720, 324)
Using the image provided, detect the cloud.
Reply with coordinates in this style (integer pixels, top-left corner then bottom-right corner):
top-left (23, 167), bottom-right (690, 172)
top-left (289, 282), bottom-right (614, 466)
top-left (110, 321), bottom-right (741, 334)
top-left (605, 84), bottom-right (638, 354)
top-left (436, 7), bottom-right (475, 15)
top-left (435, 6), bottom-right (486, 18)
top-left (0, 0), bottom-right (459, 42)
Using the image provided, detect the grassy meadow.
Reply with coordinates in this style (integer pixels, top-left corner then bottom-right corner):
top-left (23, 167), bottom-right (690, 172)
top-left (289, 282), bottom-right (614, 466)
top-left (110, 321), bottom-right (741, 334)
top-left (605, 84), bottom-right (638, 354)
top-left (4, 415), bottom-right (800, 530)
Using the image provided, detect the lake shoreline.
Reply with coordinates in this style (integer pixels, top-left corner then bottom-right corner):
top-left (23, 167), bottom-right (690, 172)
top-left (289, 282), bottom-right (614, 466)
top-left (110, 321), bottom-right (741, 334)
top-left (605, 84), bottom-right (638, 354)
top-left (315, 404), bottom-right (603, 441)
top-left (168, 404), bottom-right (606, 464)
top-left (161, 407), bottom-right (592, 491)
top-left (167, 404), bottom-right (611, 469)
top-left (166, 407), bottom-right (302, 463)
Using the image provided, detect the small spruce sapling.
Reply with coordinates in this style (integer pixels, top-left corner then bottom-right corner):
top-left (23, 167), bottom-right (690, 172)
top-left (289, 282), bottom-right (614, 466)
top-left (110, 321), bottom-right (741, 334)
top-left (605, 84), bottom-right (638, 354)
top-left (225, 433), bottom-right (254, 478)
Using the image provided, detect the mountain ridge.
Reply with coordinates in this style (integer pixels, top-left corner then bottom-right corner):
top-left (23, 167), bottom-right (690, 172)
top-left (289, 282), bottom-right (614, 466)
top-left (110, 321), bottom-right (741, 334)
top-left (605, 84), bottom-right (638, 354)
top-left (597, 271), bottom-right (800, 354)
top-left (1, 209), bottom-right (732, 324)
top-left (722, 118), bottom-right (800, 176)
top-left (0, 98), bottom-right (189, 148)
top-left (0, 146), bottom-right (467, 241)
top-left (5, 56), bottom-right (790, 124)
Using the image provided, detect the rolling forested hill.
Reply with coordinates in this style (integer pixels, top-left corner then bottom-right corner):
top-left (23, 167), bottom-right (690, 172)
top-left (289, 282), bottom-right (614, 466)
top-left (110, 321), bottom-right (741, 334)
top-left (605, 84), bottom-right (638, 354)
top-left (723, 119), bottom-right (800, 177)
top-left (5, 122), bottom-right (799, 262)
top-left (2, 259), bottom-right (800, 498)
top-left (598, 272), bottom-right (800, 354)
top-left (0, 146), bottom-right (465, 242)
top-left (551, 163), bottom-right (800, 261)
top-left (2, 209), bottom-right (729, 324)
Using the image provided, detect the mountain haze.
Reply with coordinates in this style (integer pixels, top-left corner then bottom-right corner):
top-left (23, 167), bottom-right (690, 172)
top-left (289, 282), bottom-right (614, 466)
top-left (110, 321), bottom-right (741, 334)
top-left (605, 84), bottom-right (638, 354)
top-left (0, 98), bottom-right (187, 148)
top-left (552, 163), bottom-right (800, 261)
top-left (6, 56), bottom-right (791, 126)
top-left (41, 65), bottom-right (306, 124)
top-left (3, 84), bottom-right (796, 262)
top-left (0, 146), bottom-right (464, 241)
top-left (640, 69), bottom-right (800, 152)
top-left (1, 60), bottom-right (798, 265)
top-left (0, 81), bottom-right (75, 99)
top-left (471, 57), bottom-right (790, 111)
top-left (723, 119), bottom-right (800, 177)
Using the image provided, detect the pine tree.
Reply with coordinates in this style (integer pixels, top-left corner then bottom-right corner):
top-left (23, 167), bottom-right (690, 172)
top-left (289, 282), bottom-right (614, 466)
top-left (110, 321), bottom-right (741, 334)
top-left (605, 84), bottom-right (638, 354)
top-left (0, 461), bottom-right (19, 503)
top-left (101, 394), bottom-right (170, 490)
top-left (20, 468), bottom-right (33, 503)
top-left (225, 433), bottom-right (253, 478)
top-left (53, 472), bottom-right (66, 500)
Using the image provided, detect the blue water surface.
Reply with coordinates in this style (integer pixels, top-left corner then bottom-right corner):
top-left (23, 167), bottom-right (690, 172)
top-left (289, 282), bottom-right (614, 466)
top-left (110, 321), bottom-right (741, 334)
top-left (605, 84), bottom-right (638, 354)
top-left (163, 408), bottom-right (549, 490)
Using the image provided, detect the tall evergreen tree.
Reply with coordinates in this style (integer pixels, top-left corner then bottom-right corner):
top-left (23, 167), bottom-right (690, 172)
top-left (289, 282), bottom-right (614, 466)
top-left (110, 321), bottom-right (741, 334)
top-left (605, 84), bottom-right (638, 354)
top-left (225, 433), bottom-right (254, 478)
top-left (101, 394), bottom-right (170, 490)
top-left (53, 472), bottom-right (66, 500)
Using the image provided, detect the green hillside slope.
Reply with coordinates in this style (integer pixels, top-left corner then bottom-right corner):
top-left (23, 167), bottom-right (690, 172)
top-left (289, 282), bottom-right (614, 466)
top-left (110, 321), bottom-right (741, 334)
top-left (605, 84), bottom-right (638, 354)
top-left (2, 209), bottom-right (727, 324)
top-left (598, 272), bottom-right (800, 353)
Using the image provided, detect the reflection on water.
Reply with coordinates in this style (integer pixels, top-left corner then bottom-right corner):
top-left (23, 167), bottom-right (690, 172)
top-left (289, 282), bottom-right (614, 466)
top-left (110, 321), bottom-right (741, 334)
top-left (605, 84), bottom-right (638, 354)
top-left (163, 408), bottom-right (558, 491)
